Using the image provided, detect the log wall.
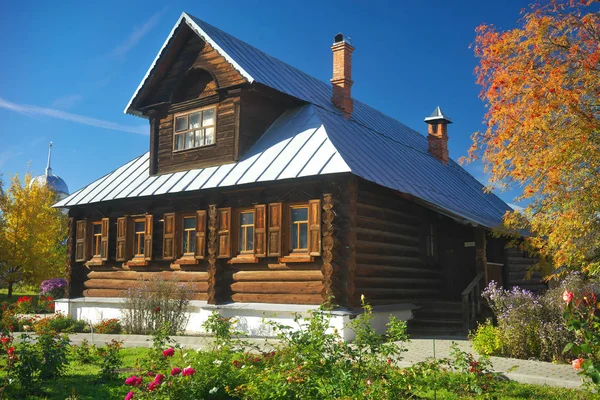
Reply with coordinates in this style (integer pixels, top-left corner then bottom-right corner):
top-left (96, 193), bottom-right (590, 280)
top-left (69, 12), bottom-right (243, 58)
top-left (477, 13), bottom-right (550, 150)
top-left (353, 180), bottom-right (441, 306)
top-left (69, 177), bottom-right (347, 305)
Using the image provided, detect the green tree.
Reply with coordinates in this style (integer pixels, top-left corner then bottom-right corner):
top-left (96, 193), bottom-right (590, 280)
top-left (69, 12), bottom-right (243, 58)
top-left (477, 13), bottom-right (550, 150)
top-left (0, 173), bottom-right (67, 297)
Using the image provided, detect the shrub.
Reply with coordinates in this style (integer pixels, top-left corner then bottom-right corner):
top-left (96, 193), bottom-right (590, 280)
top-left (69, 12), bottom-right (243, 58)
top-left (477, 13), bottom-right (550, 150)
top-left (33, 314), bottom-right (87, 333)
top-left (13, 295), bottom-right (54, 314)
top-left (471, 319), bottom-right (502, 356)
top-left (122, 276), bottom-right (192, 335)
top-left (563, 289), bottom-right (600, 388)
top-left (93, 318), bottom-right (122, 334)
top-left (97, 339), bottom-right (124, 381)
top-left (482, 279), bottom-right (576, 362)
top-left (71, 339), bottom-right (98, 364)
top-left (40, 278), bottom-right (67, 299)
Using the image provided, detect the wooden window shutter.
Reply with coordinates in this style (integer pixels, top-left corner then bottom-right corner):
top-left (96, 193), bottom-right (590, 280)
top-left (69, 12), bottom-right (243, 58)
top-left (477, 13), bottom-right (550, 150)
top-left (162, 213), bottom-right (176, 260)
top-left (116, 217), bottom-right (128, 262)
top-left (308, 199), bottom-right (322, 256)
top-left (267, 202), bottom-right (282, 257)
top-left (195, 210), bottom-right (207, 260)
top-left (100, 218), bottom-right (110, 261)
top-left (144, 214), bottom-right (153, 261)
top-left (217, 207), bottom-right (231, 258)
top-left (254, 204), bottom-right (266, 258)
top-left (75, 220), bottom-right (87, 262)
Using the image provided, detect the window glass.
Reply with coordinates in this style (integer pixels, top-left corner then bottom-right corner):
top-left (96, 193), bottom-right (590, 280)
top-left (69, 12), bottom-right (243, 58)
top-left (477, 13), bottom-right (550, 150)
top-left (184, 131), bottom-right (194, 149)
top-left (290, 206), bottom-right (309, 251)
top-left (291, 208), bottom-right (308, 221)
top-left (175, 116), bottom-right (187, 132)
top-left (238, 211), bottom-right (254, 253)
top-left (203, 108), bottom-right (215, 126)
top-left (92, 223), bottom-right (102, 257)
top-left (299, 224), bottom-right (308, 249)
top-left (204, 127), bottom-right (215, 145)
top-left (183, 216), bottom-right (196, 254)
top-left (173, 107), bottom-right (216, 151)
top-left (189, 112), bottom-right (201, 129)
top-left (93, 224), bottom-right (102, 235)
top-left (174, 134), bottom-right (183, 151)
top-left (134, 220), bottom-right (145, 256)
top-left (194, 130), bottom-right (204, 147)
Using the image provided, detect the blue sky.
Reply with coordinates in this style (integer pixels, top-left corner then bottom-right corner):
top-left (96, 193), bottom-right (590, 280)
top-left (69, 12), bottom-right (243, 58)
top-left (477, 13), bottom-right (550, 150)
top-left (0, 0), bottom-right (529, 206)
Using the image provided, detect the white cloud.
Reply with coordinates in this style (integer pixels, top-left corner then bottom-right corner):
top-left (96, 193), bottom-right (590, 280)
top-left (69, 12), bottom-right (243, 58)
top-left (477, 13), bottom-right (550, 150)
top-left (0, 97), bottom-right (148, 135)
top-left (111, 10), bottom-right (165, 57)
top-left (51, 94), bottom-right (84, 109)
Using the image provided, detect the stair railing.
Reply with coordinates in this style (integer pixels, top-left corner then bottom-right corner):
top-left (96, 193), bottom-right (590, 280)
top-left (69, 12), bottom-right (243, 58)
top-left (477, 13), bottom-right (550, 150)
top-left (461, 272), bottom-right (485, 335)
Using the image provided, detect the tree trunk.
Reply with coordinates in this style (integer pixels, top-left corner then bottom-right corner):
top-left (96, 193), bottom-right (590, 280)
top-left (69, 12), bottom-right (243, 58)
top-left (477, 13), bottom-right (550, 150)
top-left (7, 282), bottom-right (13, 298)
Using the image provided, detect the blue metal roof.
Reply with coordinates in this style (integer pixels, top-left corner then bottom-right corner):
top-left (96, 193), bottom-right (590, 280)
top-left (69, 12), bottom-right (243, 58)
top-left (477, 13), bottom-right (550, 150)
top-left (120, 13), bottom-right (511, 228)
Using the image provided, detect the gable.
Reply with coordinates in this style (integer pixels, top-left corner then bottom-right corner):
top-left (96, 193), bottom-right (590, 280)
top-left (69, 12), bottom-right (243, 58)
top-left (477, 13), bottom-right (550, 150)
top-left (133, 23), bottom-right (247, 110)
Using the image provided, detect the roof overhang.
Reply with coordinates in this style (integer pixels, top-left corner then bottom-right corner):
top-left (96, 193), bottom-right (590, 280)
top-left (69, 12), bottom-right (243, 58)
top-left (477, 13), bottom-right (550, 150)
top-left (124, 12), bottom-right (254, 118)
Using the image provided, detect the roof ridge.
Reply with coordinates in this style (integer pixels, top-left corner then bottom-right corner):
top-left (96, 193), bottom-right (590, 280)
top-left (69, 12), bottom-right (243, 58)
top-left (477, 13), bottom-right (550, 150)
top-left (186, 14), bottom-right (425, 145)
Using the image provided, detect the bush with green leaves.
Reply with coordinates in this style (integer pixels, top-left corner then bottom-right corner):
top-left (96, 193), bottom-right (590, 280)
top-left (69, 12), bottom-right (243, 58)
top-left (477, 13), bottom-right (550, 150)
top-left (97, 339), bottom-right (124, 382)
top-left (563, 289), bottom-right (600, 389)
top-left (122, 276), bottom-right (192, 335)
top-left (71, 339), bottom-right (98, 364)
top-left (471, 319), bottom-right (502, 356)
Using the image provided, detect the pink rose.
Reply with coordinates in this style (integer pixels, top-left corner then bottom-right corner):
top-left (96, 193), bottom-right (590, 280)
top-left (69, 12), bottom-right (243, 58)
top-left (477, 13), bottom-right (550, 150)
top-left (153, 373), bottom-right (165, 384)
top-left (563, 290), bottom-right (574, 303)
top-left (182, 367), bottom-right (196, 376)
top-left (148, 381), bottom-right (159, 391)
top-left (171, 367), bottom-right (182, 376)
top-left (125, 375), bottom-right (143, 386)
top-left (162, 347), bottom-right (175, 357)
top-left (124, 391), bottom-right (134, 400)
top-left (572, 358), bottom-right (584, 370)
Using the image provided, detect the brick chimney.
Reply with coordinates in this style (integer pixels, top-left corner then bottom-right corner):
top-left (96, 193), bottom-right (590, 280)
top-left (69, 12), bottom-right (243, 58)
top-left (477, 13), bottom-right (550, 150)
top-left (424, 106), bottom-right (451, 164)
top-left (331, 33), bottom-right (354, 118)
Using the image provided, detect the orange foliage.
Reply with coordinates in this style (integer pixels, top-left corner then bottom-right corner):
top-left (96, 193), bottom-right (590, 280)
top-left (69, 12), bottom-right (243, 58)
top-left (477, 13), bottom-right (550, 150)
top-left (468, 0), bottom-right (600, 277)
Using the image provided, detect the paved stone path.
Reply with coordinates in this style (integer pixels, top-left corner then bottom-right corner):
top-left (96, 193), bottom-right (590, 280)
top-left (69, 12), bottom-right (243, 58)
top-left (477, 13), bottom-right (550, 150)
top-left (33, 333), bottom-right (584, 389)
top-left (399, 338), bottom-right (583, 389)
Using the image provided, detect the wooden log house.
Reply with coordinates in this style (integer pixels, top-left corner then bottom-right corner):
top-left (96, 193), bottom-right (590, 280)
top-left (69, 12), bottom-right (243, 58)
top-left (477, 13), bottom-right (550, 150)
top-left (55, 13), bottom-right (539, 336)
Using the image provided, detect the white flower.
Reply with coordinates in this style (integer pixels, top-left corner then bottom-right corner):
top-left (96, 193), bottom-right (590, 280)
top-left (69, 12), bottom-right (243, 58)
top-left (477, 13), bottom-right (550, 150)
top-left (213, 359), bottom-right (222, 366)
top-left (209, 387), bottom-right (218, 394)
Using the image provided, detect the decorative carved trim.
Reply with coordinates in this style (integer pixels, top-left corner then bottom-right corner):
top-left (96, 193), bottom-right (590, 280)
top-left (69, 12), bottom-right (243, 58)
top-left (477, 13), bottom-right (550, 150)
top-left (66, 217), bottom-right (74, 298)
top-left (207, 205), bottom-right (218, 304)
top-left (321, 193), bottom-right (341, 307)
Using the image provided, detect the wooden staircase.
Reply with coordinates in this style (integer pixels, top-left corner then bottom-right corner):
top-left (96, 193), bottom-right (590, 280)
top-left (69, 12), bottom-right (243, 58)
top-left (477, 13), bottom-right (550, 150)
top-left (407, 301), bottom-right (466, 338)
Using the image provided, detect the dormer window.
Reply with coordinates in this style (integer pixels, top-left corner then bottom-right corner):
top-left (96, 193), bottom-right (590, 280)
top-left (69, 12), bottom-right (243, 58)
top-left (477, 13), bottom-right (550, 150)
top-left (173, 106), bottom-right (216, 151)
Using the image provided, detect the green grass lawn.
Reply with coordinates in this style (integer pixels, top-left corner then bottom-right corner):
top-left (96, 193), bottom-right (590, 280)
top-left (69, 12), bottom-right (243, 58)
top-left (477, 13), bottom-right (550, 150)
top-left (0, 289), bottom-right (38, 305)
top-left (7, 348), bottom-right (151, 400)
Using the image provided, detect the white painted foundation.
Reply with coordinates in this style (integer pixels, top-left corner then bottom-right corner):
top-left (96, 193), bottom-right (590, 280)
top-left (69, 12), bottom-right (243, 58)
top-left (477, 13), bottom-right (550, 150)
top-left (55, 298), bottom-right (414, 341)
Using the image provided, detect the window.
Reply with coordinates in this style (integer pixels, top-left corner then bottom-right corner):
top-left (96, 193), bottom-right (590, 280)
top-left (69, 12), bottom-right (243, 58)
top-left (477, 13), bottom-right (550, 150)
top-left (182, 216), bottom-right (196, 255)
top-left (238, 211), bottom-right (254, 254)
top-left (426, 224), bottom-right (437, 259)
top-left (173, 107), bottom-right (216, 151)
top-left (133, 218), bottom-right (146, 257)
top-left (92, 222), bottom-right (102, 257)
top-left (290, 206), bottom-right (309, 253)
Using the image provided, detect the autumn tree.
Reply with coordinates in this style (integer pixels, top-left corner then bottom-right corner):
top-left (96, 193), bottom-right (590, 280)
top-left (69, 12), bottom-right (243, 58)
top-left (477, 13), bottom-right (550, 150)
top-left (468, 0), bottom-right (600, 276)
top-left (0, 173), bottom-right (68, 297)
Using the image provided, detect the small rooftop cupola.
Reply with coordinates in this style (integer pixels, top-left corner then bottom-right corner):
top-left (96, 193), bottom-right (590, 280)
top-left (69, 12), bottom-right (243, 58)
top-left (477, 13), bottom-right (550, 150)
top-left (330, 33), bottom-right (354, 118)
top-left (424, 106), bottom-right (452, 164)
